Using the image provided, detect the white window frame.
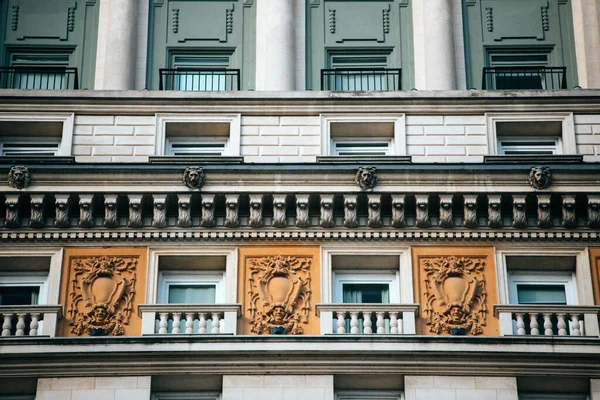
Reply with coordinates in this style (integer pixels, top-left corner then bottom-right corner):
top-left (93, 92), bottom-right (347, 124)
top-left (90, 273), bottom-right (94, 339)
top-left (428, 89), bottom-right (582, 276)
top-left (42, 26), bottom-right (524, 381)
top-left (485, 113), bottom-right (575, 155)
top-left (0, 273), bottom-right (48, 305)
top-left (165, 136), bottom-right (228, 156)
top-left (320, 114), bottom-right (406, 156)
top-left (157, 271), bottom-right (226, 304)
top-left (146, 247), bottom-right (238, 304)
top-left (333, 271), bottom-right (400, 303)
top-left (151, 393), bottom-right (221, 400)
top-left (0, 113), bottom-right (74, 156)
top-left (155, 114), bottom-right (241, 157)
top-left (497, 135), bottom-right (562, 155)
top-left (0, 136), bottom-right (61, 156)
top-left (331, 137), bottom-right (394, 156)
top-left (508, 271), bottom-right (577, 305)
top-left (335, 391), bottom-right (404, 400)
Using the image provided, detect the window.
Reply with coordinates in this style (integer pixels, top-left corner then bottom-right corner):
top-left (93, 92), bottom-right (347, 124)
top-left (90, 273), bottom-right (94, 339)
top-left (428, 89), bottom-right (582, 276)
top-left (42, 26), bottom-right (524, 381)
top-left (0, 114), bottom-right (74, 157)
top-left (508, 271), bottom-right (577, 306)
top-left (519, 395), bottom-right (587, 400)
top-left (335, 391), bottom-right (403, 400)
top-left (322, 51), bottom-right (400, 91)
top-left (158, 271), bottom-right (225, 305)
top-left (0, 137), bottom-right (60, 156)
top-left (151, 392), bottom-right (221, 400)
top-left (171, 54), bottom-right (230, 91)
top-left (6, 52), bottom-right (73, 90)
top-left (0, 274), bottom-right (48, 306)
top-left (0, 286), bottom-right (40, 306)
top-left (517, 377), bottom-right (590, 400)
top-left (333, 271), bottom-right (400, 304)
top-left (331, 139), bottom-right (393, 156)
top-left (166, 136), bottom-right (228, 156)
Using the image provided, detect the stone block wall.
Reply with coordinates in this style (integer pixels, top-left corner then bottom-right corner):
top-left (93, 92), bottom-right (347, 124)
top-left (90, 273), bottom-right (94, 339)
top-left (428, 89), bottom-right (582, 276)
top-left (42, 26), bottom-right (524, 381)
top-left (222, 375), bottom-right (334, 400)
top-left (574, 114), bottom-right (600, 162)
top-left (36, 377), bottom-right (151, 400)
top-left (404, 376), bottom-right (518, 400)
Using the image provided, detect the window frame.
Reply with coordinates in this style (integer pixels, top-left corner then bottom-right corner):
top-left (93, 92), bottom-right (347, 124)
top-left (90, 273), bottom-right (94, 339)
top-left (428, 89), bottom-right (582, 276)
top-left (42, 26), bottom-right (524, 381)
top-left (335, 390), bottom-right (404, 400)
top-left (331, 137), bottom-right (394, 156)
top-left (333, 271), bottom-right (400, 304)
top-left (507, 271), bottom-right (577, 306)
top-left (165, 136), bottom-right (229, 156)
top-left (497, 135), bottom-right (562, 155)
top-left (151, 392), bottom-right (221, 400)
top-left (157, 271), bottom-right (226, 305)
top-left (0, 272), bottom-right (47, 306)
top-left (0, 113), bottom-right (74, 157)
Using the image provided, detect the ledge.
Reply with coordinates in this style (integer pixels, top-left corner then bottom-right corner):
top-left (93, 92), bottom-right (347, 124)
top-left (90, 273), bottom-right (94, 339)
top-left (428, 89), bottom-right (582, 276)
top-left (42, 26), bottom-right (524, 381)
top-left (484, 155), bottom-right (585, 164)
top-left (148, 156), bottom-right (245, 165)
top-left (316, 156), bottom-right (412, 164)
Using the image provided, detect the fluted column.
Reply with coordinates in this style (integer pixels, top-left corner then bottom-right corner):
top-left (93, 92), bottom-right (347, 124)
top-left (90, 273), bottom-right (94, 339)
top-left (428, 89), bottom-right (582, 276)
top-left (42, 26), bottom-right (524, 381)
top-left (423, 0), bottom-right (457, 90)
top-left (255, 0), bottom-right (296, 90)
top-left (103, 0), bottom-right (138, 90)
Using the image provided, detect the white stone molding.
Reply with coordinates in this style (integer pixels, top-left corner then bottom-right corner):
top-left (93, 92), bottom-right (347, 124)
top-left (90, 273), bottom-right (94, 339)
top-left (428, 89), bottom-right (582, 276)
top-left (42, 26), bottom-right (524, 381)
top-left (138, 304), bottom-right (241, 335)
top-left (0, 112), bottom-right (74, 156)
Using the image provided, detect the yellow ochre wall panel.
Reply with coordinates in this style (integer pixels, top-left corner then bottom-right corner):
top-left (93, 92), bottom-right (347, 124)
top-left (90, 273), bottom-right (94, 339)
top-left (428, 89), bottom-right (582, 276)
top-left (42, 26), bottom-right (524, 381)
top-left (590, 248), bottom-right (600, 305)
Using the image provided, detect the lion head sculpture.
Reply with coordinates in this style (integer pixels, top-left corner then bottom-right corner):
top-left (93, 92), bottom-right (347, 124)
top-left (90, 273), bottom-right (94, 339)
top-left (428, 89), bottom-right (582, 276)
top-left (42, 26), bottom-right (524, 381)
top-left (7, 166), bottom-right (31, 189)
top-left (182, 166), bottom-right (205, 189)
top-left (355, 166), bottom-right (377, 191)
top-left (528, 166), bottom-right (552, 190)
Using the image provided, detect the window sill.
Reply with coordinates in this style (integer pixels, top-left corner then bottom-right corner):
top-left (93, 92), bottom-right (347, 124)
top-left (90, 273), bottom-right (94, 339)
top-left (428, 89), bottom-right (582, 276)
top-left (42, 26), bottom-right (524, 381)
top-left (484, 155), bottom-right (583, 164)
top-left (316, 155), bottom-right (412, 164)
top-left (148, 155), bottom-right (244, 165)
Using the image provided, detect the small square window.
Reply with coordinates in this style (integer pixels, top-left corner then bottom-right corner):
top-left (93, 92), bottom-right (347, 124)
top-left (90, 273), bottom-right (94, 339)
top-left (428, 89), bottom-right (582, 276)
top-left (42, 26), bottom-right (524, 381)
top-left (0, 115), bottom-right (74, 157)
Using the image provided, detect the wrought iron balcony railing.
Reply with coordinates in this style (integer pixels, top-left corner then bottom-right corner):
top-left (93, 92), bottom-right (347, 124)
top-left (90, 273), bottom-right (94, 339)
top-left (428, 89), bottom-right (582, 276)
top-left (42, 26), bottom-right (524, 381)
top-left (159, 68), bottom-right (241, 91)
top-left (321, 68), bottom-right (402, 91)
top-left (0, 66), bottom-right (79, 90)
top-left (482, 66), bottom-right (567, 90)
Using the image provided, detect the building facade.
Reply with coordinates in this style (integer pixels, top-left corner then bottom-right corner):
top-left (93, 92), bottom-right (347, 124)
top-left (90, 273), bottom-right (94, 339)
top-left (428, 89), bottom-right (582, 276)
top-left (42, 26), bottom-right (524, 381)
top-left (1, 1), bottom-right (600, 399)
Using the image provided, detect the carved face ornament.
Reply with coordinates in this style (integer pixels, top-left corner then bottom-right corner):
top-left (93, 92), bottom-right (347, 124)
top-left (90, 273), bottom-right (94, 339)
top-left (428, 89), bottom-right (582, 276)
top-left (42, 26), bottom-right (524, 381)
top-left (355, 166), bottom-right (377, 191)
top-left (7, 165), bottom-right (31, 189)
top-left (183, 166), bottom-right (205, 189)
top-left (528, 166), bottom-right (552, 190)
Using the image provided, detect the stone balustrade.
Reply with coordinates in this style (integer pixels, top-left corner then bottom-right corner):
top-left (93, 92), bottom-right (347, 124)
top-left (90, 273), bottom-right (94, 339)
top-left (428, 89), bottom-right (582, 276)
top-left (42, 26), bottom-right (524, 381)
top-left (494, 305), bottom-right (600, 337)
top-left (316, 304), bottom-right (419, 335)
top-left (138, 304), bottom-right (242, 335)
top-left (0, 305), bottom-right (62, 337)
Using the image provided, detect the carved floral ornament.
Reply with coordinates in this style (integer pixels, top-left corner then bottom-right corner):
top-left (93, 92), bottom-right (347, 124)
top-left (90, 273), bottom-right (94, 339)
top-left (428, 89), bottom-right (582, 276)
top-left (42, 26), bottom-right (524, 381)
top-left (421, 256), bottom-right (488, 336)
top-left (67, 256), bottom-right (138, 336)
top-left (7, 165), bottom-right (30, 189)
top-left (528, 166), bottom-right (552, 190)
top-left (182, 166), bottom-right (205, 189)
top-left (247, 255), bottom-right (312, 335)
top-left (355, 166), bottom-right (377, 191)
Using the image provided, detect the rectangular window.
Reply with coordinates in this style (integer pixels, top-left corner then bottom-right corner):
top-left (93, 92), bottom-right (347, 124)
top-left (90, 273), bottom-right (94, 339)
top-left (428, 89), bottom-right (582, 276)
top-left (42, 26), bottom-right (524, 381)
top-left (166, 137), bottom-right (228, 156)
top-left (158, 272), bottom-right (225, 305)
top-left (322, 51), bottom-right (400, 91)
top-left (0, 117), bottom-right (73, 157)
top-left (494, 121), bottom-right (563, 155)
top-left (497, 138), bottom-right (560, 155)
top-left (167, 284), bottom-right (216, 304)
top-left (0, 137), bottom-right (61, 156)
top-left (1, 51), bottom-right (77, 90)
top-left (151, 393), bottom-right (221, 400)
top-left (342, 283), bottom-right (390, 304)
top-left (172, 55), bottom-right (229, 91)
top-left (332, 139), bottom-right (393, 156)
top-left (516, 284), bottom-right (567, 305)
top-left (0, 286), bottom-right (39, 306)
top-left (335, 391), bottom-right (403, 400)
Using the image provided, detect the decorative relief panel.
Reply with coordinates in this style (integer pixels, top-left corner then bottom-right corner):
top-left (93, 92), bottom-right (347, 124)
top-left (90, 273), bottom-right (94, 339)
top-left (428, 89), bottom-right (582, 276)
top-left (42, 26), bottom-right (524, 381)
top-left (325, 0), bottom-right (391, 43)
top-left (413, 247), bottom-right (498, 336)
top-left (8, 0), bottom-right (77, 41)
top-left (167, 1), bottom-right (234, 43)
top-left (238, 247), bottom-right (320, 335)
top-left (481, 0), bottom-right (547, 42)
top-left (59, 248), bottom-right (147, 337)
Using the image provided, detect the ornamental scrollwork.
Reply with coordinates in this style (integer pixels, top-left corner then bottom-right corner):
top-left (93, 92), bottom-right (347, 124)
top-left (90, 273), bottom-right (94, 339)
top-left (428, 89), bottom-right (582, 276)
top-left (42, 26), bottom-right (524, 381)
top-left (247, 256), bottom-right (312, 335)
top-left (8, 165), bottom-right (30, 189)
top-left (421, 256), bottom-right (487, 336)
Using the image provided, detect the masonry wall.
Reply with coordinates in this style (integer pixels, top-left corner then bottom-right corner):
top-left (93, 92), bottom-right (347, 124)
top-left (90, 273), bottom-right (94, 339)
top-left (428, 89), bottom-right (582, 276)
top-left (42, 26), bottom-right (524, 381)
top-left (574, 114), bottom-right (600, 162)
top-left (36, 377), bottom-right (151, 400)
top-left (404, 376), bottom-right (518, 400)
top-left (222, 375), bottom-right (334, 400)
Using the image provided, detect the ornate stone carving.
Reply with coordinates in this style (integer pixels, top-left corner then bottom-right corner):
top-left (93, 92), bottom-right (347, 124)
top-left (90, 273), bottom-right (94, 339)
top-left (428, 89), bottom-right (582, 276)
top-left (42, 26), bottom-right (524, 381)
top-left (295, 195), bottom-right (310, 228)
top-left (11, 5), bottom-right (18, 31)
top-left (67, 256), bottom-right (138, 336)
top-left (177, 194), bottom-right (191, 228)
top-left (225, 195), bottom-right (239, 228)
top-left (528, 166), bottom-right (552, 190)
top-left (421, 256), bottom-right (488, 336)
top-left (368, 194), bottom-right (382, 228)
top-left (392, 194), bottom-right (406, 228)
top-left (512, 195), bottom-right (527, 228)
top-left (103, 195), bottom-right (118, 228)
top-left (8, 166), bottom-right (30, 189)
top-left (537, 195), bottom-right (552, 228)
top-left (201, 194), bottom-right (216, 228)
top-left (485, 7), bottom-right (493, 32)
top-left (183, 166), bottom-right (205, 190)
top-left (328, 9), bottom-right (336, 33)
top-left (67, 5), bottom-right (76, 32)
top-left (152, 194), bottom-right (167, 228)
top-left (226, 7), bottom-right (233, 34)
top-left (247, 256), bottom-right (312, 335)
top-left (382, 5), bottom-right (390, 34)
top-left (4, 195), bottom-right (20, 228)
top-left (562, 195), bottom-right (576, 229)
top-left (416, 195), bottom-right (430, 228)
top-left (439, 195), bottom-right (453, 228)
top-left (343, 195), bottom-right (358, 228)
top-left (172, 8), bottom-right (179, 33)
top-left (487, 195), bottom-right (502, 228)
top-left (588, 195), bottom-right (600, 229)
top-left (273, 195), bottom-right (287, 228)
top-left (29, 194), bottom-right (45, 228)
top-left (463, 195), bottom-right (478, 229)
top-left (320, 194), bottom-right (334, 228)
top-left (541, 5), bottom-right (549, 31)
top-left (128, 195), bottom-right (143, 228)
top-left (249, 195), bottom-right (263, 228)
top-left (355, 167), bottom-right (377, 191)
top-left (79, 194), bottom-right (94, 228)
top-left (54, 194), bottom-right (71, 228)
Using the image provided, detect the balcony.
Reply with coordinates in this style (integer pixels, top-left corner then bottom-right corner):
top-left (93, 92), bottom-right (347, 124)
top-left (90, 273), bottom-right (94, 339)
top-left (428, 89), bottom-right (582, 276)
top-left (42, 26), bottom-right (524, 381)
top-left (320, 68), bottom-right (402, 91)
top-left (159, 68), bottom-right (241, 91)
top-left (316, 304), bottom-right (418, 335)
top-left (494, 305), bottom-right (600, 337)
top-left (139, 304), bottom-right (242, 335)
top-left (482, 66), bottom-right (567, 90)
top-left (0, 66), bottom-right (79, 90)
top-left (0, 305), bottom-right (62, 337)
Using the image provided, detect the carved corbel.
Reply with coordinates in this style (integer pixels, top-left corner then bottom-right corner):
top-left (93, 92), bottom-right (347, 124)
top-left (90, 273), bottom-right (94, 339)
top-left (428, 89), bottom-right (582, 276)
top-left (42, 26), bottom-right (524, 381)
top-left (201, 194), bottom-right (216, 228)
top-left (487, 195), bottom-right (502, 228)
top-left (415, 195), bottom-right (430, 228)
top-left (128, 195), bottom-right (144, 228)
top-left (512, 194), bottom-right (527, 229)
top-left (249, 195), bottom-right (263, 228)
top-left (225, 195), bottom-right (239, 228)
top-left (152, 194), bottom-right (167, 228)
top-left (439, 195), bottom-right (453, 228)
top-left (54, 194), bottom-right (71, 228)
top-left (537, 195), bottom-right (552, 228)
top-left (343, 195), bottom-right (358, 228)
top-left (273, 195), bottom-right (287, 228)
top-left (177, 194), bottom-right (192, 228)
top-left (588, 195), bottom-right (600, 229)
top-left (463, 195), bottom-right (478, 229)
top-left (78, 194), bottom-right (94, 228)
top-left (103, 194), bottom-right (119, 228)
top-left (295, 195), bottom-right (310, 228)
top-left (368, 194), bottom-right (382, 228)
top-left (562, 195), bottom-right (577, 229)
top-left (29, 194), bottom-right (45, 228)
top-left (320, 194), bottom-right (334, 228)
top-left (391, 194), bottom-right (406, 228)
top-left (4, 194), bottom-right (20, 228)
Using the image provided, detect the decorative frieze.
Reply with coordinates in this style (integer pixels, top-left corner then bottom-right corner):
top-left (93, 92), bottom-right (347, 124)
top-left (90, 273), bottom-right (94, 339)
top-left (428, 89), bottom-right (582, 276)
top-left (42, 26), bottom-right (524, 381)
top-left (201, 194), bottom-right (216, 228)
top-left (463, 195), bottom-right (478, 229)
top-left (487, 195), bottom-right (502, 229)
top-left (152, 194), bottom-right (167, 228)
top-left (128, 195), bottom-right (143, 228)
top-left (439, 195), bottom-right (453, 229)
top-left (512, 195), bottom-right (527, 229)
top-left (416, 195), bottom-right (430, 228)
top-left (537, 195), bottom-right (552, 228)
top-left (54, 194), bottom-right (70, 228)
top-left (392, 194), bottom-right (406, 229)
top-left (562, 195), bottom-right (577, 229)
top-left (4, 195), bottom-right (20, 228)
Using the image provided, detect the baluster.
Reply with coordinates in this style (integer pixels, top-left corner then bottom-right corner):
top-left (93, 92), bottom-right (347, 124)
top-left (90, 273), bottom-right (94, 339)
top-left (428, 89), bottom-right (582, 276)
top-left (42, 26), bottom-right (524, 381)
top-left (543, 313), bottom-right (553, 335)
top-left (2, 314), bottom-right (12, 336)
top-left (172, 313), bottom-right (181, 334)
top-left (390, 312), bottom-right (399, 334)
top-left (211, 313), bottom-right (221, 333)
top-left (29, 313), bottom-right (40, 336)
top-left (557, 313), bottom-right (567, 336)
top-left (336, 311), bottom-right (346, 334)
top-left (158, 313), bottom-right (169, 334)
top-left (185, 313), bottom-right (194, 334)
top-left (15, 314), bottom-right (26, 336)
top-left (571, 314), bottom-right (581, 336)
top-left (516, 313), bottom-right (526, 335)
top-left (350, 312), bottom-right (359, 334)
top-left (376, 312), bottom-right (385, 334)
top-left (198, 313), bottom-right (207, 334)
top-left (363, 312), bottom-right (372, 334)
top-left (529, 314), bottom-right (539, 335)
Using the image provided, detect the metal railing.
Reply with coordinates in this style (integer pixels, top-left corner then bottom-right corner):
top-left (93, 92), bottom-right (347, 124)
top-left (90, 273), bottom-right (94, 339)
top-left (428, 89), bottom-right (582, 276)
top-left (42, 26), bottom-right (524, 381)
top-left (321, 68), bottom-right (402, 91)
top-left (159, 68), bottom-right (241, 91)
top-left (482, 66), bottom-right (567, 90)
top-left (0, 66), bottom-right (79, 90)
